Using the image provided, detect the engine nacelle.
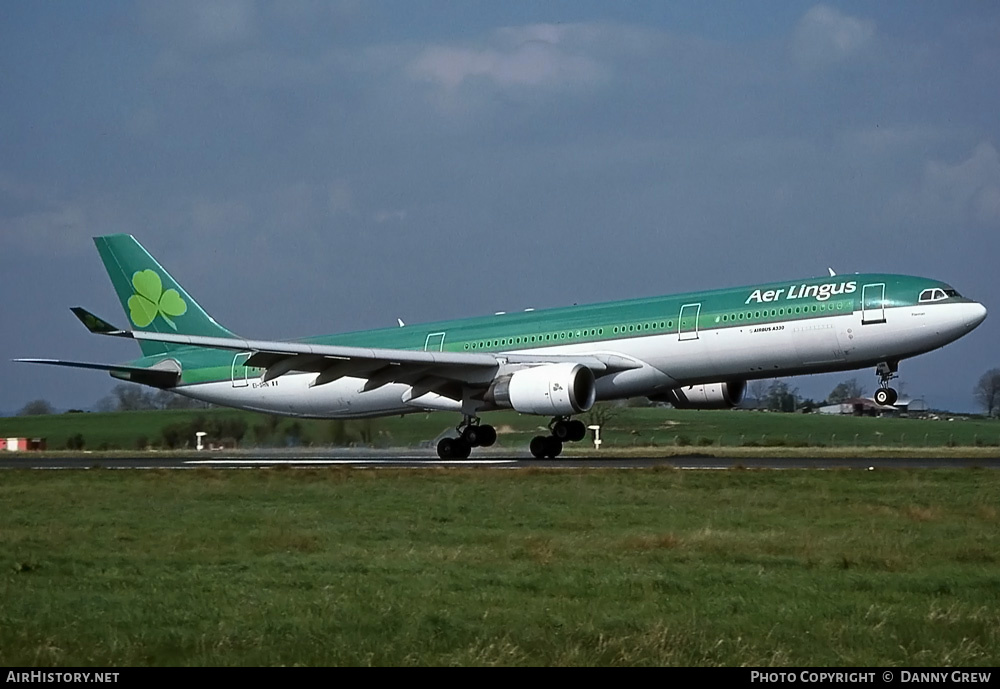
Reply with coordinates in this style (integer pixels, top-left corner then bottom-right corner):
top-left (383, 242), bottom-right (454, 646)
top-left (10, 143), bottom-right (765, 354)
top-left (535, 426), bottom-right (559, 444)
top-left (653, 380), bottom-right (746, 409)
top-left (487, 363), bottom-right (596, 416)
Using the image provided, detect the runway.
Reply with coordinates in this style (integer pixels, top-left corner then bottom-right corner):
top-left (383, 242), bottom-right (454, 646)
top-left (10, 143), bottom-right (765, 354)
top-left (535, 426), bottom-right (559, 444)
top-left (3, 449), bottom-right (999, 470)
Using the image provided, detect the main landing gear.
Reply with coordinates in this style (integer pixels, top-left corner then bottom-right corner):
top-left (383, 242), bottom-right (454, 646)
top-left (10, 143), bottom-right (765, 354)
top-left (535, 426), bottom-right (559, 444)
top-left (437, 416), bottom-right (497, 460)
top-left (873, 361), bottom-right (899, 406)
top-left (435, 415), bottom-right (588, 460)
top-left (529, 417), bottom-right (587, 459)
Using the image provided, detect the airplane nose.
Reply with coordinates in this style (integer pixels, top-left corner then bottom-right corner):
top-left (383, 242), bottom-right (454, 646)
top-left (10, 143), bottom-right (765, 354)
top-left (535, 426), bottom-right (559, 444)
top-left (966, 302), bottom-right (987, 329)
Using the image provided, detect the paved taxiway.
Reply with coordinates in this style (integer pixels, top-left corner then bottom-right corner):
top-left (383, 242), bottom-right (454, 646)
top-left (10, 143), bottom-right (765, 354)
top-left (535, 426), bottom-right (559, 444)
top-left (2, 450), bottom-right (999, 470)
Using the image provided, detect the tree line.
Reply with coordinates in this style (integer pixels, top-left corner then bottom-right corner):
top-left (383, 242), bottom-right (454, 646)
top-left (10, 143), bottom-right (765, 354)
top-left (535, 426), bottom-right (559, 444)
top-left (743, 370), bottom-right (1000, 416)
top-left (15, 370), bottom-right (1000, 419)
top-left (17, 385), bottom-right (211, 417)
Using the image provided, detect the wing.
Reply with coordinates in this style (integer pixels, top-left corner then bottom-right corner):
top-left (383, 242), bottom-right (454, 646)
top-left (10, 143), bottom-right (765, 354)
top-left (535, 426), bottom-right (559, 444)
top-left (68, 308), bottom-right (641, 396)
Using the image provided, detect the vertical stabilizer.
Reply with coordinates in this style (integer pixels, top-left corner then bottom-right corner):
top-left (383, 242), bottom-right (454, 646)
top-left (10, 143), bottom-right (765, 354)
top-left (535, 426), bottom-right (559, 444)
top-left (94, 235), bottom-right (236, 356)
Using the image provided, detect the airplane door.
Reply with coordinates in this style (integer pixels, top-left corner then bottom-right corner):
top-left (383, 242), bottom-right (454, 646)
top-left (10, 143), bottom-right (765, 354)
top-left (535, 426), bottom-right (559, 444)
top-left (424, 332), bottom-right (446, 351)
top-left (861, 283), bottom-right (886, 325)
top-left (678, 303), bottom-right (701, 341)
top-left (231, 352), bottom-right (252, 388)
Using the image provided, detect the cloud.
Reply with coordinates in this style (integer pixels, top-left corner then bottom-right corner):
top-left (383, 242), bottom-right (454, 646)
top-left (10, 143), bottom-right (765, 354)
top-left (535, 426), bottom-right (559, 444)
top-left (143, 0), bottom-right (258, 52)
top-left (883, 142), bottom-right (1000, 230)
top-left (0, 174), bottom-right (94, 257)
top-left (0, 206), bottom-right (91, 258)
top-left (373, 209), bottom-right (406, 224)
top-left (790, 5), bottom-right (875, 69)
top-left (922, 142), bottom-right (1000, 225)
top-left (190, 199), bottom-right (253, 233)
top-left (269, 0), bottom-right (363, 30)
top-left (406, 23), bottom-right (609, 92)
top-left (837, 125), bottom-right (944, 156)
top-left (328, 180), bottom-right (355, 217)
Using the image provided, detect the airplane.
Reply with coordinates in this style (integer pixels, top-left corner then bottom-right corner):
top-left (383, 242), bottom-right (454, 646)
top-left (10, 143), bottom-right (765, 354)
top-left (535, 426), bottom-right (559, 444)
top-left (16, 235), bottom-right (987, 459)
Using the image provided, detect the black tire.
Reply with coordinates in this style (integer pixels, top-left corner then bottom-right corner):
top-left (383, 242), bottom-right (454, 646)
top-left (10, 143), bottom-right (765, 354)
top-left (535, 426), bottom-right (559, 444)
top-left (529, 435), bottom-right (548, 459)
top-left (545, 436), bottom-right (563, 458)
top-left (875, 388), bottom-right (897, 405)
top-left (568, 419), bottom-right (587, 442)
top-left (437, 437), bottom-right (455, 460)
top-left (552, 420), bottom-right (571, 441)
top-left (477, 424), bottom-right (497, 447)
top-left (452, 437), bottom-right (472, 459)
top-left (462, 425), bottom-right (482, 447)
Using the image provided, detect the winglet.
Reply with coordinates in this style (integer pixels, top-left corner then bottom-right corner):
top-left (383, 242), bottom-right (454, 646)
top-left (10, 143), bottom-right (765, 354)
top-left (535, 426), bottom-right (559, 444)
top-left (71, 307), bottom-right (127, 335)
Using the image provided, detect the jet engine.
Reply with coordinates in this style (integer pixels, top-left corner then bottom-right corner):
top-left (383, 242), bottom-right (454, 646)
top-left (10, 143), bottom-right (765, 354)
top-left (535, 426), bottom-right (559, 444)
top-left (652, 380), bottom-right (746, 409)
top-left (487, 363), bottom-right (596, 416)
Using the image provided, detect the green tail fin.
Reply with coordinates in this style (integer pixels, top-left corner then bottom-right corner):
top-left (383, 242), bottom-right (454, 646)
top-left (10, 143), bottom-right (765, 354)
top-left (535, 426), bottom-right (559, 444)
top-left (94, 234), bottom-right (235, 357)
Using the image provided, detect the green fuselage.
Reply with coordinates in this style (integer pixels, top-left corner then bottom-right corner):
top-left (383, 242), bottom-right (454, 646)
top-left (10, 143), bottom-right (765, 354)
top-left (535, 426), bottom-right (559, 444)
top-left (127, 273), bottom-right (976, 399)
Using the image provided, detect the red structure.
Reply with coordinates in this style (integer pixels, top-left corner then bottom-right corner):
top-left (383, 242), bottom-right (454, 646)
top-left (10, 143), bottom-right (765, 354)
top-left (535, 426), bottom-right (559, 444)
top-left (2, 437), bottom-right (47, 451)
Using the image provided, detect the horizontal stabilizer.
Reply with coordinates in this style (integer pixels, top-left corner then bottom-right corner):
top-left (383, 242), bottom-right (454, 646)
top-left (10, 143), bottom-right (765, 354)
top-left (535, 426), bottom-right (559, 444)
top-left (71, 307), bottom-right (125, 334)
top-left (13, 358), bottom-right (180, 388)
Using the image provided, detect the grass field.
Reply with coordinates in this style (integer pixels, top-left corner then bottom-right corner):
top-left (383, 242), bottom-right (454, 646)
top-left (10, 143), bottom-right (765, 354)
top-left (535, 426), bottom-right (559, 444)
top-left (1, 407), bottom-right (999, 454)
top-left (1, 468), bottom-right (998, 666)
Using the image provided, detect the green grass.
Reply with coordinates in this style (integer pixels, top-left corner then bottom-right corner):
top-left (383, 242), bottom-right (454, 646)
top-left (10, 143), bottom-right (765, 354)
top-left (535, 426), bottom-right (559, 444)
top-left (603, 408), bottom-right (1000, 450)
top-left (1, 407), bottom-right (998, 453)
top-left (1, 469), bottom-right (999, 665)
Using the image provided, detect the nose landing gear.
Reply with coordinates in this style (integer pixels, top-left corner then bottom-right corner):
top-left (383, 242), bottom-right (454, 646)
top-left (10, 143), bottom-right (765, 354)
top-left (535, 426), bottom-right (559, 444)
top-left (873, 361), bottom-right (899, 406)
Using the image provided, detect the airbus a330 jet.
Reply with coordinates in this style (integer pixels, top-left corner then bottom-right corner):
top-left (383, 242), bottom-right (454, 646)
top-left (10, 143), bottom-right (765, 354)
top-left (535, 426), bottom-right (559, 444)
top-left (17, 235), bottom-right (987, 459)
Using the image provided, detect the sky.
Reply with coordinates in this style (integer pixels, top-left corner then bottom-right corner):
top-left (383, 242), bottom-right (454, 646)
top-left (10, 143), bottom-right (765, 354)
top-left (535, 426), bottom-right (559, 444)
top-left (2, 1), bottom-right (998, 414)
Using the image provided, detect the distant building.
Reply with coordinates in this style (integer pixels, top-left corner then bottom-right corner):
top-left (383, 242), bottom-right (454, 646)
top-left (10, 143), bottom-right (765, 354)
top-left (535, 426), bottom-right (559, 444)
top-left (894, 397), bottom-right (930, 416)
top-left (2, 437), bottom-right (46, 451)
top-left (818, 398), bottom-right (898, 417)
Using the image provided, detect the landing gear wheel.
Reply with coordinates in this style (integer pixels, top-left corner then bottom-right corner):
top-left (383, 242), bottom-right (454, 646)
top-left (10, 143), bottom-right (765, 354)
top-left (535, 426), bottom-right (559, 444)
top-left (437, 437), bottom-right (455, 459)
top-left (552, 419), bottom-right (586, 443)
top-left (437, 437), bottom-right (472, 460)
top-left (874, 388), bottom-right (898, 406)
top-left (529, 435), bottom-right (563, 459)
top-left (530, 435), bottom-right (548, 459)
top-left (460, 423), bottom-right (496, 448)
top-left (462, 425), bottom-right (482, 447)
top-left (477, 424), bottom-right (497, 447)
top-left (874, 362), bottom-right (899, 406)
top-left (552, 420), bottom-right (572, 441)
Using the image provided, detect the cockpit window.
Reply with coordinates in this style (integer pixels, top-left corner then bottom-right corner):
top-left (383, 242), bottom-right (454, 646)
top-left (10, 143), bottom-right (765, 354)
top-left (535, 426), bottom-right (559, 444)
top-left (918, 288), bottom-right (949, 303)
top-left (944, 289), bottom-right (960, 298)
